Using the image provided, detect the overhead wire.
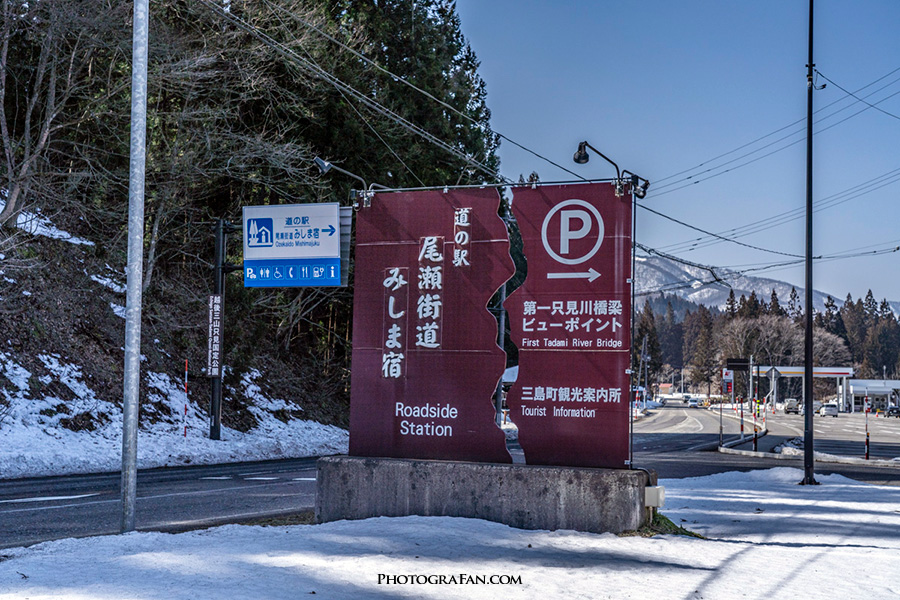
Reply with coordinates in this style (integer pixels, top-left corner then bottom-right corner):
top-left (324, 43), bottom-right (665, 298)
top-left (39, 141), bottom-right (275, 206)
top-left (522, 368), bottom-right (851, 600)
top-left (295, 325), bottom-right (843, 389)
top-left (647, 66), bottom-right (900, 195)
top-left (258, 0), bottom-right (590, 182)
top-left (658, 166), bottom-right (900, 254)
top-left (636, 239), bottom-right (900, 297)
top-left (264, 4), bottom-right (429, 188)
top-left (650, 66), bottom-right (900, 188)
top-left (200, 1), bottom-right (899, 272)
top-left (815, 69), bottom-right (900, 122)
top-left (195, 0), bottom-right (510, 184)
top-left (635, 201), bottom-right (806, 258)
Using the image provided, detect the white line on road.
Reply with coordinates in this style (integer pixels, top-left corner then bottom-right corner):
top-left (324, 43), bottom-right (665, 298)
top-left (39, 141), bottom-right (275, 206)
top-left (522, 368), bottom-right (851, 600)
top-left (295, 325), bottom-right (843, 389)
top-left (244, 477), bottom-right (280, 481)
top-left (0, 480), bottom-right (309, 515)
top-left (292, 478), bottom-right (316, 481)
top-left (200, 476), bottom-right (233, 480)
top-left (0, 493), bottom-right (100, 504)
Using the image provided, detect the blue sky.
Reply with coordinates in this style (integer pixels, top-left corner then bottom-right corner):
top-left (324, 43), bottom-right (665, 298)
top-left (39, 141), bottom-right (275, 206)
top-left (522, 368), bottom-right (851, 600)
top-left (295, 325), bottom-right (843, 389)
top-left (455, 1), bottom-right (900, 303)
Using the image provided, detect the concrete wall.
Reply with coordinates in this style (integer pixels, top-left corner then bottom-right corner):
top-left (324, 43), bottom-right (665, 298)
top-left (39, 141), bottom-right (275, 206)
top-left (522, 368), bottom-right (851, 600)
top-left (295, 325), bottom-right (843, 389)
top-left (316, 456), bottom-right (655, 534)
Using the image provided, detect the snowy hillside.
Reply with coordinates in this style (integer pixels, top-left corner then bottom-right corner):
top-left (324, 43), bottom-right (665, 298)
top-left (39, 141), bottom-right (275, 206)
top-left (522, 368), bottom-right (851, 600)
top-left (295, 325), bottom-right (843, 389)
top-left (0, 201), bottom-right (348, 480)
top-left (634, 255), bottom-right (883, 313)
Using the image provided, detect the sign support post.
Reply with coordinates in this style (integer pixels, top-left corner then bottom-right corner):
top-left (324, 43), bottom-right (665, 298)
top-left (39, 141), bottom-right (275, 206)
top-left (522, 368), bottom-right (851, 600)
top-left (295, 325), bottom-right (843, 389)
top-left (208, 219), bottom-right (240, 440)
top-left (721, 368), bottom-right (734, 447)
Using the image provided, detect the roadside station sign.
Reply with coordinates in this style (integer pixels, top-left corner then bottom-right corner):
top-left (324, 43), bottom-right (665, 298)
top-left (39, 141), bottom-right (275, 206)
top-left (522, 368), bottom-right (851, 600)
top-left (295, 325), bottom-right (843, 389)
top-left (505, 183), bottom-right (632, 468)
top-left (242, 203), bottom-right (341, 287)
top-left (349, 188), bottom-right (514, 463)
top-left (722, 368), bottom-right (734, 382)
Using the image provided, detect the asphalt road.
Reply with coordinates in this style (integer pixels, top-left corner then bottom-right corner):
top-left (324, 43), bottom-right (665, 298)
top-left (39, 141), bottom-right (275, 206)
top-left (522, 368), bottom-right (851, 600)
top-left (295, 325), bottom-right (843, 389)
top-left (0, 458), bottom-right (319, 550)
top-left (2, 407), bottom-right (897, 550)
top-left (632, 404), bottom-right (900, 485)
top-left (633, 403), bottom-right (900, 459)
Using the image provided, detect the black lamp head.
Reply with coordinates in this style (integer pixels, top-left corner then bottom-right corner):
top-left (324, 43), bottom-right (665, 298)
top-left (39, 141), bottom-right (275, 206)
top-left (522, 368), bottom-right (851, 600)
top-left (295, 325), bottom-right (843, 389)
top-left (637, 179), bottom-right (650, 199)
top-left (573, 142), bottom-right (590, 164)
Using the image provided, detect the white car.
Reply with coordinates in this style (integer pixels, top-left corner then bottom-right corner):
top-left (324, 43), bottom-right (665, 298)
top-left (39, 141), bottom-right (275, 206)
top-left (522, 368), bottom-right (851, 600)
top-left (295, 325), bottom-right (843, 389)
top-left (818, 404), bottom-right (838, 417)
top-left (687, 398), bottom-right (700, 408)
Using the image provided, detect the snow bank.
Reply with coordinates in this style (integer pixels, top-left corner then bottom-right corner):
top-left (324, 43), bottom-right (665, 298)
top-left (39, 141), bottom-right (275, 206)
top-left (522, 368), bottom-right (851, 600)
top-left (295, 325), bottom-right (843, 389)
top-left (0, 468), bottom-right (897, 599)
top-left (0, 354), bottom-right (348, 479)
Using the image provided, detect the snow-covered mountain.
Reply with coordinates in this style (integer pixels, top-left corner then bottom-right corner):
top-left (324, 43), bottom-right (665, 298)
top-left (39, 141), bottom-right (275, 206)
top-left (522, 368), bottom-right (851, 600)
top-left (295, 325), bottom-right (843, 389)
top-left (634, 255), bottom-right (895, 314)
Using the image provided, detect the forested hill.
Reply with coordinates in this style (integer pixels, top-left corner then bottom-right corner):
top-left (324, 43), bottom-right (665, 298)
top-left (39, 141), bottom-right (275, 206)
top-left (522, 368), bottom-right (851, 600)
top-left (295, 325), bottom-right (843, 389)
top-left (0, 0), bottom-right (500, 433)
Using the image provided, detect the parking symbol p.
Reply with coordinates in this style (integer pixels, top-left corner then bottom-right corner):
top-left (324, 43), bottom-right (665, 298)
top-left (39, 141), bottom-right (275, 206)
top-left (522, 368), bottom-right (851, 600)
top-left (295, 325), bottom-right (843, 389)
top-left (541, 199), bottom-right (604, 265)
top-left (560, 210), bottom-right (592, 255)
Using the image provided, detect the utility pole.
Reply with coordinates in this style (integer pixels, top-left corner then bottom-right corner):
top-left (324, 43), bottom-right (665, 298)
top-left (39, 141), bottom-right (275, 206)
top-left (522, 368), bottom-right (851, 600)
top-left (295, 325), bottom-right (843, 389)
top-left (494, 282), bottom-right (507, 426)
top-left (801, 0), bottom-right (818, 485)
top-left (637, 336), bottom-right (648, 410)
top-left (121, 0), bottom-right (150, 534)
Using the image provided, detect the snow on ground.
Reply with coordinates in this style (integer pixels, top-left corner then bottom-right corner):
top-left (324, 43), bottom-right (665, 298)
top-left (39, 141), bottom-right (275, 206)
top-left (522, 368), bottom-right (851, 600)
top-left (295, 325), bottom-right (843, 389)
top-left (0, 196), bottom-right (94, 246)
top-left (0, 354), bottom-right (348, 480)
top-left (0, 468), bottom-right (897, 599)
top-left (775, 436), bottom-right (900, 463)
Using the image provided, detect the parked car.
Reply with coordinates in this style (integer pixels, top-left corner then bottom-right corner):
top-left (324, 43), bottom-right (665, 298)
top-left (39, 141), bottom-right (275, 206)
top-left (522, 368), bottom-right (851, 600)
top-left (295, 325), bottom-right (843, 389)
top-left (886, 406), bottom-right (900, 418)
top-left (800, 401), bottom-right (823, 415)
top-left (687, 398), bottom-right (700, 408)
top-left (818, 404), bottom-right (839, 417)
top-left (783, 398), bottom-right (800, 414)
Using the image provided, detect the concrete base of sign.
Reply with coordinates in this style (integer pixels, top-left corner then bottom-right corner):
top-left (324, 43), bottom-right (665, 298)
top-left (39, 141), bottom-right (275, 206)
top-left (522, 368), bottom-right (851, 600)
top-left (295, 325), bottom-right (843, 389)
top-left (315, 456), bottom-right (656, 534)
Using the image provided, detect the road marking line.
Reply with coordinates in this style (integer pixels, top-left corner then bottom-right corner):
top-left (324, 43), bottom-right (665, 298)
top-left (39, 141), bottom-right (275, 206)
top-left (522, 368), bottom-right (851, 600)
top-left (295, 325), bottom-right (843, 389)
top-left (200, 476), bottom-right (233, 480)
top-left (292, 477), bottom-right (316, 481)
top-left (0, 481), bottom-right (309, 515)
top-left (0, 493), bottom-right (100, 504)
top-left (244, 477), bottom-right (280, 481)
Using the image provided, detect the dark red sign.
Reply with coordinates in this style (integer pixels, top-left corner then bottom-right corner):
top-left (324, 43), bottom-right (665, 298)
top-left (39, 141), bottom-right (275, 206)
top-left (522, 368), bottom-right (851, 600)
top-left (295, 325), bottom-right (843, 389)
top-left (350, 188), bottom-right (513, 463)
top-left (505, 183), bottom-right (632, 468)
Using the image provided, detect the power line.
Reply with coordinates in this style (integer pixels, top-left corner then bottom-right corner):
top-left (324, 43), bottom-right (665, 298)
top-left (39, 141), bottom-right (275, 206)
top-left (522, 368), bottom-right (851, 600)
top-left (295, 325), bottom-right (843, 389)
top-left (658, 166), bottom-right (900, 254)
top-left (260, 0), bottom-right (427, 187)
top-left (259, 0), bottom-right (589, 182)
top-left (651, 66), bottom-right (900, 187)
top-left (647, 67), bottom-right (900, 196)
top-left (636, 201), bottom-right (806, 258)
top-left (200, 0), bottom-right (889, 267)
top-left (635, 240), bottom-right (900, 297)
top-left (815, 69), bottom-right (900, 122)
top-left (196, 0), bottom-right (509, 184)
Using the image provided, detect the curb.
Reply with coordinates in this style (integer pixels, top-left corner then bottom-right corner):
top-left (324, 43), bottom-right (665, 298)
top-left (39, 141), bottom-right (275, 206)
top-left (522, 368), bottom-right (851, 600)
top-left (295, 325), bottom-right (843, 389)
top-left (718, 446), bottom-right (900, 468)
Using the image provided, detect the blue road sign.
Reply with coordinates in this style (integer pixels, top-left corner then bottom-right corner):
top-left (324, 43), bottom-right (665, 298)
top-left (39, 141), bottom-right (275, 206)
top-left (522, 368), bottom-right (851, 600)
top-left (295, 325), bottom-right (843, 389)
top-left (242, 203), bottom-right (341, 288)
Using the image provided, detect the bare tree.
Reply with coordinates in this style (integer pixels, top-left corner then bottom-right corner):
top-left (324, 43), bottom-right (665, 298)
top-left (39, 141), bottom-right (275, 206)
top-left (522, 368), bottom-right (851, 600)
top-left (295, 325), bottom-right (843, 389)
top-left (0, 1), bottom-right (131, 226)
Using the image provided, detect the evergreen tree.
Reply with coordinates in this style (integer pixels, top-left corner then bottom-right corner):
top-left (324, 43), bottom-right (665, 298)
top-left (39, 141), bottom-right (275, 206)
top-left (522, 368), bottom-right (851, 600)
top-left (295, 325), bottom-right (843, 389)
top-left (634, 302), bottom-right (663, 387)
top-left (861, 319), bottom-right (900, 379)
top-left (768, 289), bottom-right (785, 317)
top-left (323, 0), bottom-right (500, 189)
top-left (840, 294), bottom-right (868, 364)
top-left (737, 291), bottom-right (762, 319)
top-left (879, 299), bottom-right (895, 322)
top-left (821, 296), bottom-right (843, 336)
top-left (724, 289), bottom-right (738, 319)
top-left (864, 290), bottom-right (879, 324)
top-left (788, 287), bottom-right (802, 322)
top-left (687, 306), bottom-right (717, 395)
top-left (658, 301), bottom-right (684, 368)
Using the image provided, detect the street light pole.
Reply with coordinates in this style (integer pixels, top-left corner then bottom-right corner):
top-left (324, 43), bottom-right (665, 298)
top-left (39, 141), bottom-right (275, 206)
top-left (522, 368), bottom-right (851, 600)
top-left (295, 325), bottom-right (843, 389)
top-left (121, 0), bottom-right (150, 533)
top-left (801, 0), bottom-right (818, 485)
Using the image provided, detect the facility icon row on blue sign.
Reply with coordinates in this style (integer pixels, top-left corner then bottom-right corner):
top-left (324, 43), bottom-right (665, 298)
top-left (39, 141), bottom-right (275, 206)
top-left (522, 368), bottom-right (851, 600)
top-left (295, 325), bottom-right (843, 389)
top-left (244, 258), bottom-right (341, 287)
